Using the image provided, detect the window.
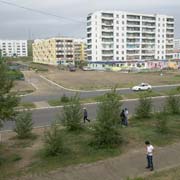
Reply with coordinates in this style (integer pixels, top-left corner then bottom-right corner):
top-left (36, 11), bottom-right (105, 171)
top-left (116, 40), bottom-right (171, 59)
top-left (116, 33), bottom-right (119, 36)
top-left (116, 14), bottom-right (119, 18)
top-left (116, 45), bottom-right (119, 48)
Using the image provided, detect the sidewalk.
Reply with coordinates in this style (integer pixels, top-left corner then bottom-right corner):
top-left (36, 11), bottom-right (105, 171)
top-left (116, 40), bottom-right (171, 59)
top-left (17, 142), bottom-right (180, 180)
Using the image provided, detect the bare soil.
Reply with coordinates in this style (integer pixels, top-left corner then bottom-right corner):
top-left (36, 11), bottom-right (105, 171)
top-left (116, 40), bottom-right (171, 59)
top-left (41, 70), bottom-right (180, 90)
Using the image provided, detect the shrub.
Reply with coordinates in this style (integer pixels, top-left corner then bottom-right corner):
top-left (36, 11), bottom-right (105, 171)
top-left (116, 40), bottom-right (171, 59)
top-left (44, 124), bottom-right (64, 157)
top-left (14, 111), bottom-right (33, 139)
top-left (164, 95), bottom-right (180, 114)
top-left (93, 89), bottom-right (122, 148)
top-left (60, 94), bottom-right (83, 131)
top-left (155, 112), bottom-right (168, 134)
top-left (61, 94), bottom-right (69, 103)
top-left (135, 94), bottom-right (152, 119)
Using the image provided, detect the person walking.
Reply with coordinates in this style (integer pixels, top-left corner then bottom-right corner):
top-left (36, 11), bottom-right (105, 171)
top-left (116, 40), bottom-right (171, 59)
top-left (145, 141), bottom-right (154, 171)
top-left (83, 107), bottom-right (90, 123)
top-left (124, 108), bottom-right (129, 126)
top-left (120, 109), bottom-right (126, 126)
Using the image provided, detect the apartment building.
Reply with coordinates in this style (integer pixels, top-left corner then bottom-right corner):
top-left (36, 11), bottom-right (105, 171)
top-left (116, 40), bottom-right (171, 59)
top-left (74, 39), bottom-right (87, 61)
top-left (0, 40), bottom-right (28, 57)
top-left (174, 39), bottom-right (180, 50)
top-left (87, 11), bottom-right (174, 69)
top-left (33, 37), bottom-right (74, 65)
top-left (33, 37), bottom-right (87, 65)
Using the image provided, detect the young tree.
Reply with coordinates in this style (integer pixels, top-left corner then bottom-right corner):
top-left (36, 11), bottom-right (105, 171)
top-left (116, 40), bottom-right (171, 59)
top-left (135, 93), bottom-right (152, 119)
top-left (61, 94), bottom-right (82, 131)
top-left (93, 89), bottom-right (122, 148)
top-left (0, 60), bottom-right (19, 128)
top-left (164, 95), bottom-right (180, 114)
top-left (14, 111), bottom-right (33, 139)
top-left (44, 124), bottom-right (64, 157)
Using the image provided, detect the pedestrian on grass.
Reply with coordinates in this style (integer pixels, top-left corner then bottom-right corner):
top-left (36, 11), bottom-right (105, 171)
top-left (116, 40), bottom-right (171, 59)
top-left (120, 109), bottom-right (126, 126)
top-left (83, 107), bottom-right (90, 123)
top-left (145, 141), bottom-right (154, 171)
top-left (124, 108), bottom-right (129, 126)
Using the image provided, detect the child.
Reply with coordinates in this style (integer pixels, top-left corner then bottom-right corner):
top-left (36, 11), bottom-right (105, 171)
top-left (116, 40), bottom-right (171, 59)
top-left (145, 141), bottom-right (154, 171)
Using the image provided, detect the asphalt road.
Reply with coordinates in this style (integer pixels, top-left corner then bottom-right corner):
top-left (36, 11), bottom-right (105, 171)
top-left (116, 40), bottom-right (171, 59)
top-left (3, 96), bottom-right (166, 131)
top-left (21, 71), bottom-right (180, 103)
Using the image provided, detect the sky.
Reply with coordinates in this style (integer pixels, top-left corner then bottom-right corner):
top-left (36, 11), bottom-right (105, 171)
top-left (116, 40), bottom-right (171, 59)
top-left (0, 0), bottom-right (180, 40)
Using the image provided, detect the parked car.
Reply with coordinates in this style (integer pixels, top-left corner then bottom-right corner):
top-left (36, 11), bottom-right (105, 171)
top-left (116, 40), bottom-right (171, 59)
top-left (69, 66), bottom-right (76, 72)
top-left (132, 83), bottom-right (152, 91)
top-left (82, 66), bottom-right (93, 71)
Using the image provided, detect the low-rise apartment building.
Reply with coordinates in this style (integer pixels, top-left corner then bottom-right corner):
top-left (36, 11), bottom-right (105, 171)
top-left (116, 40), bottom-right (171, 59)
top-left (74, 39), bottom-right (87, 62)
top-left (33, 37), bottom-right (87, 65)
top-left (0, 40), bottom-right (28, 57)
top-left (87, 11), bottom-right (174, 69)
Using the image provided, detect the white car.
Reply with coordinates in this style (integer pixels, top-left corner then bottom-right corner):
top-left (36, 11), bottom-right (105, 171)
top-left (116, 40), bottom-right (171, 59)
top-left (132, 83), bottom-right (152, 91)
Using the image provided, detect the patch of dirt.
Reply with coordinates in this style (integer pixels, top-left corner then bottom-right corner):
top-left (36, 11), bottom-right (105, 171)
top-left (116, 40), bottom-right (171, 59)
top-left (42, 70), bottom-right (180, 90)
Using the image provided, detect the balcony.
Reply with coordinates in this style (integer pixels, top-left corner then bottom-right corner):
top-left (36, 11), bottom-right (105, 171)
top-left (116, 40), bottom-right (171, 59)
top-left (127, 21), bottom-right (140, 26)
top-left (102, 38), bottom-right (114, 43)
top-left (101, 13), bottom-right (114, 19)
top-left (102, 20), bottom-right (113, 26)
top-left (102, 25), bottom-right (113, 32)
top-left (142, 16), bottom-right (156, 21)
top-left (142, 22), bottom-right (156, 27)
top-left (127, 15), bottom-right (140, 20)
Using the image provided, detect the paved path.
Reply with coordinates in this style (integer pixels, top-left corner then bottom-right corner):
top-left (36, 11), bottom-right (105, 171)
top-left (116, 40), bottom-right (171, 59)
top-left (17, 142), bottom-right (180, 180)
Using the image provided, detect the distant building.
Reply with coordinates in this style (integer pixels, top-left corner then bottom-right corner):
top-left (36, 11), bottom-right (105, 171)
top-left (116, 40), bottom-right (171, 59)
top-left (33, 37), bottom-right (87, 65)
top-left (74, 39), bottom-right (87, 62)
top-left (0, 40), bottom-right (28, 57)
top-left (174, 39), bottom-right (180, 50)
top-left (173, 50), bottom-right (180, 60)
top-left (87, 11), bottom-right (174, 69)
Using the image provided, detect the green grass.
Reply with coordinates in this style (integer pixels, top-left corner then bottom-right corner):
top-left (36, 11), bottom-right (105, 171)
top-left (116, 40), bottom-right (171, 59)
top-left (29, 127), bottom-right (121, 173)
top-left (123, 90), bottom-right (163, 100)
top-left (18, 102), bottom-right (36, 109)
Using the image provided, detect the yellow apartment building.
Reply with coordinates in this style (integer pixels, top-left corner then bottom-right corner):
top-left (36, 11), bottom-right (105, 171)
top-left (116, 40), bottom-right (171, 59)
top-left (33, 37), bottom-right (87, 66)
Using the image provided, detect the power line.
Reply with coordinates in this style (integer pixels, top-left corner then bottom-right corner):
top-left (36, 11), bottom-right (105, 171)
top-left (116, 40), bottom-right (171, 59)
top-left (0, 0), bottom-right (85, 24)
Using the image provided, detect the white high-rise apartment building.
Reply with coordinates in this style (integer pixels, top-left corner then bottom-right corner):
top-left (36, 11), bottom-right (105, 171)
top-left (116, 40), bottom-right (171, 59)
top-left (174, 39), bottom-right (180, 50)
top-left (87, 11), bottom-right (174, 67)
top-left (0, 40), bottom-right (28, 57)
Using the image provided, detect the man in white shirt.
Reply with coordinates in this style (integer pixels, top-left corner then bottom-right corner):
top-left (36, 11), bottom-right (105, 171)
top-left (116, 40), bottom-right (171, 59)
top-left (124, 108), bottom-right (129, 126)
top-left (145, 141), bottom-right (154, 171)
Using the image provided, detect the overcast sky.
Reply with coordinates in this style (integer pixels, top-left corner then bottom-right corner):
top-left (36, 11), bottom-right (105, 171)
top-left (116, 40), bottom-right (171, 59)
top-left (0, 0), bottom-right (180, 40)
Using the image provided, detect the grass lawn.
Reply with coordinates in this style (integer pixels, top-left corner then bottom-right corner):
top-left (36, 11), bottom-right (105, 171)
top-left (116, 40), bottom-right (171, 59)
top-left (48, 88), bottom-right (180, 107)
top-left (42, 70), bottom-right (180, 90)
top-left (0, 114), bottom-right (180, 179)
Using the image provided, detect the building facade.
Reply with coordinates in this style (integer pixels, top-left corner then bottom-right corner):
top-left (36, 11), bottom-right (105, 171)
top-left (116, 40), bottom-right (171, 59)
top-left (174, 39), bottom-right (180, 50)
top-left (173, 50), bottom-right (180, 60)
top-left (74, 39), bottom-right (87, 62)
top-left (33, 37), bottom-right (87, 65)
top-left (87, 11), bottom-right (174, 69)
top-left (0, 40), bottom-right (28, 57)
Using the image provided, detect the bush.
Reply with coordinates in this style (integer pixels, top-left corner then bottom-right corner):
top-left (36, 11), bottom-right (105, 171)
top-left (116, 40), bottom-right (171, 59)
top-left (93, 89), bottom-right (122, 148)
top-left (164, 95), bottom-right (180, 114)
top-left (14, 111), bottom-right (33, 139)
top-left (60, 94), bottom-right (83, 131)
top-left (61, 94), bottom-right (69, 103)
top-left (155, 112), bottom-right (168, 134)
top-left (135, 94), bottom-right (152, 119)
top-left (44, 124), bottom-right (64, 157)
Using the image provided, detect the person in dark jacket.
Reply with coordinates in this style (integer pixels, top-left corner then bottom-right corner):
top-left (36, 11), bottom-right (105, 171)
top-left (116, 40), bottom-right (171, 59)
top-left (120, 109), bottom-right (126, 126)
top-left (83, 107), bottom-right (90, 123)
